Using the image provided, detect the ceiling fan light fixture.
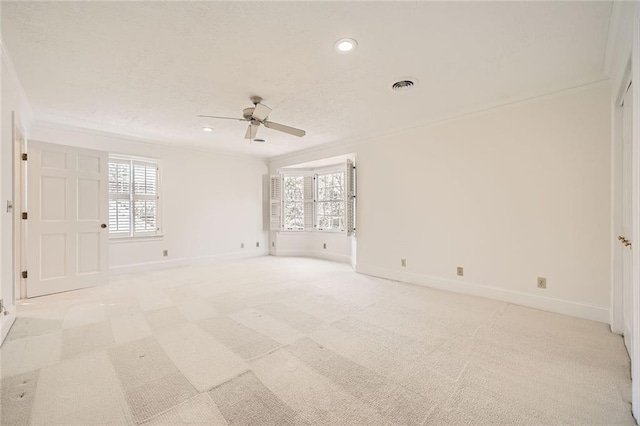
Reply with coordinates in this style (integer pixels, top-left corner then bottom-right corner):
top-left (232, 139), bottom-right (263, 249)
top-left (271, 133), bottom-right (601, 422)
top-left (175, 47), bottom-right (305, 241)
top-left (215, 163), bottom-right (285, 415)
top-left (334, 38), bottom-right (358, 53)
top-left (202, 126), bottom-right (214, 132)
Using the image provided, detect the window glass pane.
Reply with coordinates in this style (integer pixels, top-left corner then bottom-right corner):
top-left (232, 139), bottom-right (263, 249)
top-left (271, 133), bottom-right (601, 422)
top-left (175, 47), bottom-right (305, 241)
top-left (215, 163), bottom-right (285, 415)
top-left (108, 199), bottom-right (131, 234)
top-left (134, 164), bottom-right (157, 195)
top-left (317, 185), bottom-right (325, 201)
top-left (333, 184), bottom-right (343, 199)
top-left (134, 200), bottom-right (157, 233)
top-left (318, 216), bottom-right (328, 229)
top-left (283, 176), bottom-right (304, 229)
top-left (108, 162), bottom-right (130, 195)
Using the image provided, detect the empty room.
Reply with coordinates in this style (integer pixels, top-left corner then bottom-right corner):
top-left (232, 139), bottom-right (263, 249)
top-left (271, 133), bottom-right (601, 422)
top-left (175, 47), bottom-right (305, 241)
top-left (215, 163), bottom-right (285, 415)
top-left (1, 1), bottom-right (639, 425)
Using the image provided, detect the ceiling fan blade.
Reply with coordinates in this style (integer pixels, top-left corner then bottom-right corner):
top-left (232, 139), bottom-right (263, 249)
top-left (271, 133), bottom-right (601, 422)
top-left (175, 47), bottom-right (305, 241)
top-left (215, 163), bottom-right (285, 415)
top-left (263, 121), bottom-right (305, 137)
top-left (197, 115), bottom-right (246, 121)
top-left (244, 124), bottom-right (259, 139)
top-left (252, 103), bottom-right (272, 121)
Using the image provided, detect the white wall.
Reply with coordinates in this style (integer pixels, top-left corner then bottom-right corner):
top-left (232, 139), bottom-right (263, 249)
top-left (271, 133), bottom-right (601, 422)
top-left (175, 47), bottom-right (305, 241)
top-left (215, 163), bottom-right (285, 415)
top-left (29, 123), bottom-right (269, 272)
top-left (271, 82), bottom-right (612, 322)
top-left (275, 231), bottom-right (352, 264)
top-left (1, 43), bottom-right (33, 343)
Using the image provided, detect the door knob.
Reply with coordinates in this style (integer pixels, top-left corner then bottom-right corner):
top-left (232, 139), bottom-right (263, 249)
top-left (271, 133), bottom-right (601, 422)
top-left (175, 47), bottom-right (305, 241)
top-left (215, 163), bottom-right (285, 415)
top-left (101, 224), bottom-right (107, 229)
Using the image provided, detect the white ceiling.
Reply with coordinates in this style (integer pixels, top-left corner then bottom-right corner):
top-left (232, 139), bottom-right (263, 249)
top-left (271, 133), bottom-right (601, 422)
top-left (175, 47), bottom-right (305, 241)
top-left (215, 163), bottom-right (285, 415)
top-left (2, 1), bottom-right (612, 159)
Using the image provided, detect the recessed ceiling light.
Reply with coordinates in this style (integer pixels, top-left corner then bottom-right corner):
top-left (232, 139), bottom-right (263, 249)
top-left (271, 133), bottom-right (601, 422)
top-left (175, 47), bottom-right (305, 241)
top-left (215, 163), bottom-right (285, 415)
top-left (202, 127), bottom-right (213, 132)
top-left (334, 38), bottom-right (358, 54)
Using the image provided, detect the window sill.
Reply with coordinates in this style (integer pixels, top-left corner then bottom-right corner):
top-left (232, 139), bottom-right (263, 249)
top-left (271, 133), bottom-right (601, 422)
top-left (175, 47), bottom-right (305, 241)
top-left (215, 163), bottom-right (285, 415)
top-left (278, 229), bottom-right (346, 235)
top-left (316, 229), bottom-right (346, 234)
top-left (109, 235), bottom-right (164, 244)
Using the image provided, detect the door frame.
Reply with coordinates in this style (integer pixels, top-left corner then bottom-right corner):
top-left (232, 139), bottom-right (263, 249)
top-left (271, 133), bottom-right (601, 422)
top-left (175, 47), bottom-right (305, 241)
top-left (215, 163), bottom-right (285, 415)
top-left (2, 112), bottom-right (26, 345)
top-left (632, 9), bottom-right (640, 421)
top-left (611, 63), bottom-right (631, 336)
top-left (13, 114), bottom-right (26, 301)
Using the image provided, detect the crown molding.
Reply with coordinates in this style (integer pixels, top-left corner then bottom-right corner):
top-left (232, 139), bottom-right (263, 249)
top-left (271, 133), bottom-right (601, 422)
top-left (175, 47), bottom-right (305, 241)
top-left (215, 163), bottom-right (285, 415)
top-left (31, 121), bottom-right (268, 164)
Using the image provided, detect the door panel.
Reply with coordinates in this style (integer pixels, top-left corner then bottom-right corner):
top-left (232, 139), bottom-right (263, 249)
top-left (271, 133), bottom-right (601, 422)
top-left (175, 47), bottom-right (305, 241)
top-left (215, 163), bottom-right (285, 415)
top-left (78, 232), bottom-right (100, 274)
top-left (27, 141), bottom-right (108, 297)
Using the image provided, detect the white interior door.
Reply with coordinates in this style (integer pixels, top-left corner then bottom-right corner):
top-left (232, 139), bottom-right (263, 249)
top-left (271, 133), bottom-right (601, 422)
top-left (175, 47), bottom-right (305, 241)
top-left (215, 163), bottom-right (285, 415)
top-left (27, 141), bottom-right (108, 297)
top-left (623, 83), bottom-right (634, 356)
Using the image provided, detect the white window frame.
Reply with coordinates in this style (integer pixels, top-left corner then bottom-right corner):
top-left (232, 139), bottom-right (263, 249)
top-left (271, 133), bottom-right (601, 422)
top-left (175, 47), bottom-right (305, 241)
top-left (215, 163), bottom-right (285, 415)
top-left (279, 165), bottom-right (348, 234)
top-left (108, 155), bottom-right (162, 239)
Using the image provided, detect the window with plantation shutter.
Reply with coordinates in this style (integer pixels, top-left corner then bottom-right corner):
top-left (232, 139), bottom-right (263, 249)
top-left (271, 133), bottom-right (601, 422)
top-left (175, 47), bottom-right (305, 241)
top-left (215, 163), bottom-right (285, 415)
top-left (108, 156), bottom-right (160, 238)
top-left (345, 160), bottom-right (356, 236)
top-left (270, 175), bottom-right (282, 231)
top-left (279, 164), bottom-right (354, 233)
top-left (304, 175), bottom-right (314, 230)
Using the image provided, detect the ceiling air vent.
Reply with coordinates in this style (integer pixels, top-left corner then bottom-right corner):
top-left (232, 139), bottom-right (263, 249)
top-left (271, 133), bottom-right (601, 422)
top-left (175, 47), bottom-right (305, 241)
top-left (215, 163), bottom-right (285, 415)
top-left (253, 138), bottom-right (266, 143)
top-left (391, 78), bottom-right (419, 91)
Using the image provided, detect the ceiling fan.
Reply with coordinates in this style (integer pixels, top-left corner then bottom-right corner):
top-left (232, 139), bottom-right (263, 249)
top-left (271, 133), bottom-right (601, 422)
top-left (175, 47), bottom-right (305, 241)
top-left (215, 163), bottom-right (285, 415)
top-left (198, 96), bottom-right (305, 140)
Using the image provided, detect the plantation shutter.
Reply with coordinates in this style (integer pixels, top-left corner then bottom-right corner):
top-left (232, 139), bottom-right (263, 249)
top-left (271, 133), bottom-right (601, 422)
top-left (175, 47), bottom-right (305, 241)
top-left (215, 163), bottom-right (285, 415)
top-left (108, 159), bottom-right (132, 235)
top-left (132, 161), bottom-right (159, 236)
top-left (270, 175), bottom-right (282, 230)
top-left (346, 159), bottom-right (356, 236)
top-left (304, 175), bottom-right (315, 230)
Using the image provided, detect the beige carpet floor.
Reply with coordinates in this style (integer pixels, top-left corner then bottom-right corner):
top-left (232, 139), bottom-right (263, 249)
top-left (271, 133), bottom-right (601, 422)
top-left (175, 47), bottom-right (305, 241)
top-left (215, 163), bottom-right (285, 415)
top-left (0, 256), bottom-right (634, 425)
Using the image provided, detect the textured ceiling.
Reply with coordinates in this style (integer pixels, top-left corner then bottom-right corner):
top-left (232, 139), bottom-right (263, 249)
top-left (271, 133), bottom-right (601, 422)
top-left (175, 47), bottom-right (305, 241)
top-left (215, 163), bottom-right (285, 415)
top-left (2, 1), bottom-right (611, 158)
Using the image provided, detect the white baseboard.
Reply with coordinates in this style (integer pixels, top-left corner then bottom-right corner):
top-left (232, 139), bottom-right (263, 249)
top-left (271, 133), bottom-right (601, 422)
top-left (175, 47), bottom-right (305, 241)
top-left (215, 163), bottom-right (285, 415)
top-left (275, 249), bottom-right (352, 265)
top-left (0, 309), bottom-right (16, 347)
top-left (109, 249), bottom-right (269, 275)
top-left (356, 264), bottom-right (609, 323)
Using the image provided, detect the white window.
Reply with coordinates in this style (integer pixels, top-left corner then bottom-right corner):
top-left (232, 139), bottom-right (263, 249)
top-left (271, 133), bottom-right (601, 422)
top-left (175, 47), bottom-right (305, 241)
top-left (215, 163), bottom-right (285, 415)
top-left (316, 171), bottom-right (345, 231)
top-left (108, 157), bottom-right (160, 237)
top-left (282, 175), bottom-right (305, 230)
top-left (272, 160), bottom-right (355, 234)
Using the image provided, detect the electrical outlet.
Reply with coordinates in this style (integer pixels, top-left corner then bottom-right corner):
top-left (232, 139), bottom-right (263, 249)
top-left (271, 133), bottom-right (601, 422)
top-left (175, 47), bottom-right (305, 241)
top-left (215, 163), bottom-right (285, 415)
top-left (241, 243), bottom-right (244, 249)
top-left (162, 250), bottom-right (168, 257)
top-left (457, 266), bottom-right (464, 276)
top-left (323, 243), bottom-right (327, 249)
top-left (401, 259), bottom-right (407, 267)
top-left (537, 277), bottom-right (547, 289)
top-left (256, 242), bottom-right (260, 248)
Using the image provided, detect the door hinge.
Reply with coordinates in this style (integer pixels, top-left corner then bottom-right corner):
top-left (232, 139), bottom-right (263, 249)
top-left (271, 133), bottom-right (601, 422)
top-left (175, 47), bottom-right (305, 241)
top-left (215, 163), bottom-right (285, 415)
top-left (21, 270), bottom-right (28, 279)
top-left (22, 212), bottom-right (28, 220)
top-left (21, 153), bottom-right (27, 161)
